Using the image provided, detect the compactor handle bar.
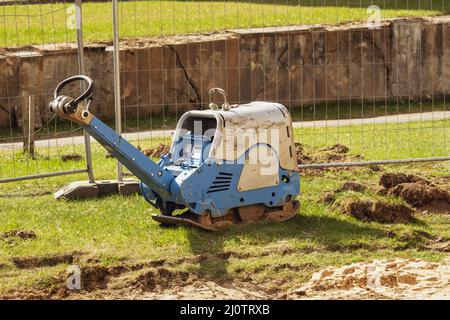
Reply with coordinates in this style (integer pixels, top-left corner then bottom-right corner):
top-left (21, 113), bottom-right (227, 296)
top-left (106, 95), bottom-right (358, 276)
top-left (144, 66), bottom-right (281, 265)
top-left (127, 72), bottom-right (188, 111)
top-left (54, 75), bottom-right (94, 104)
top-left (50, 75), bottom-right (94, 115)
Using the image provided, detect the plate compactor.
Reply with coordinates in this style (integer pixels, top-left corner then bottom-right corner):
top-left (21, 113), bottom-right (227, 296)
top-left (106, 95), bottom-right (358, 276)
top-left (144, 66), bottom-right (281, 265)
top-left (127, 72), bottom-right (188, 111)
top-left (49, 75), bottom-right (300, 231)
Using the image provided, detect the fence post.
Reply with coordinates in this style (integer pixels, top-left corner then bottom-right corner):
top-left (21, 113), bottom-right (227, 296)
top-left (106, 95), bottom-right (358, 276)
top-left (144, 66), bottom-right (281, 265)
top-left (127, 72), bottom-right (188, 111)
top-left (75, 0), bottom-right (95, 183)
top-left (22, 95), bottom-right (35, 157)
top-left (27, 95), bottom-right (35, 157)
top-left (112, 0), bottom-right (123, 182)
top-left (21, 95), bottom-right (28, 153)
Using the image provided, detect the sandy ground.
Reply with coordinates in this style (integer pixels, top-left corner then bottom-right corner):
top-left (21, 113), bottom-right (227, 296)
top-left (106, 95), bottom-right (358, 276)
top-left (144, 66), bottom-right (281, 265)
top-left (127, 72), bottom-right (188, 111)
top-left (2, 249), bottom-right (450, 300)
top-left (64, 257), bottom-right (450, 300)
top-left (64, 282), bottom-right (267, 300)
top-left (142, 282), bottom-right (266, 300)
top-left (285, 258), bottom-right (450, 300)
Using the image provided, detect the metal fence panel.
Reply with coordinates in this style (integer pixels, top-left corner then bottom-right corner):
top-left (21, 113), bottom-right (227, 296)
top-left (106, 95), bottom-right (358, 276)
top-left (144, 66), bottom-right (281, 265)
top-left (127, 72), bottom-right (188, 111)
top-left (114, 0), bottom-right (448, 174)
top-left (0, 1), bottom-right (448, 187)
top-left (0, 0), bottom-right (94, 183)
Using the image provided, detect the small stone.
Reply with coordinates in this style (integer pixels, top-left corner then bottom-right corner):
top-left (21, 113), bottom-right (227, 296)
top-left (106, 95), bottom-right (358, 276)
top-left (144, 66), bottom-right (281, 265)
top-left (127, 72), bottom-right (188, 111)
top-left (343, 267), bottom-right (355, 275)
top-left (398, 274), bottom-right (418, 285)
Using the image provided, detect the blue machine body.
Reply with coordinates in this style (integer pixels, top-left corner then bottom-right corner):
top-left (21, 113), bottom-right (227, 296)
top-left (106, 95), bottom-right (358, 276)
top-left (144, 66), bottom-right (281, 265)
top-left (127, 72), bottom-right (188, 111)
top-left (48, 76), bottom-right (300, 230)
top-left (81, 102), bottom-right (300, 219)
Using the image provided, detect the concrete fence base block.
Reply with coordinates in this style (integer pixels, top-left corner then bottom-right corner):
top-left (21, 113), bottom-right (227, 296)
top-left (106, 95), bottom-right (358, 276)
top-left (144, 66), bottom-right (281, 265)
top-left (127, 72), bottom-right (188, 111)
top-left (118, 180), bottom-right (142, 196)
top-left (54, 181), bottom-right (99, 200)
top-left (55, 179), bottom-right (141, 200)
top-left (96, 180), bottom-right (119, 196)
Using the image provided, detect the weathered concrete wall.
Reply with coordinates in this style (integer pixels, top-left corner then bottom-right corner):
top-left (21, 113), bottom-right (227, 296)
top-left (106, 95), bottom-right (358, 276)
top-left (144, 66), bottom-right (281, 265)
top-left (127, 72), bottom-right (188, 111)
top-left (0, 16), bottom-right (448, 128)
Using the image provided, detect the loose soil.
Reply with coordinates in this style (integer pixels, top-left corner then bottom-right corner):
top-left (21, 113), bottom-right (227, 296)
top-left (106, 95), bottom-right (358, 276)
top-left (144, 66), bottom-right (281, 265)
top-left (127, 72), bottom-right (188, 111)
top-left (389, 183), bottom-right (450, 213)
top-left (336, 181), bottom-right (367, 193)
top-left (12, 252), bottom-right (81, 269)
top-left (337, 198), bottom-right (415, 224)
top-left (322, 181), bottom-right (367, 204)
top-left (327, 173), bottom-right (450, 220)
top-left (379, 173), bottom-right (430, 189)
top-left (379, 173), bottom-right (450, 214)
top-left (286, 258), bottom-right (450, 299)
top-left (106, 144), bottom-right (170, 159)
top-left (296, 143), bottom-right (364, 165)
top-left (6, 257), bottom-right (450, 300)
top-left (0, 230), bottom-right (36, 242)
top-left (143, 144), bottom-right (171, 158)
top-left (140, 142), bottom-right (364, 165)
top-left (60, 153), bottom-right (84, 162)
top-left (1, 259), bottom-right (267, 300)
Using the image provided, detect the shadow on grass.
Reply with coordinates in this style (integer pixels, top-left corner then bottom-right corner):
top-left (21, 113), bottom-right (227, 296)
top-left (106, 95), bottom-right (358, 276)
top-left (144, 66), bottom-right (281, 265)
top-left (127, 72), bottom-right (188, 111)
top-left (184, 212), bottom-right (386, 282)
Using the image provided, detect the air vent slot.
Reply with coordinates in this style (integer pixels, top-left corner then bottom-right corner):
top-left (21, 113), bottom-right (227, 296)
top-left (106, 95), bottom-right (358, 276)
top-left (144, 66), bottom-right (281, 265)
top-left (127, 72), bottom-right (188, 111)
top-left (207, 172), bottom-right (233, 193)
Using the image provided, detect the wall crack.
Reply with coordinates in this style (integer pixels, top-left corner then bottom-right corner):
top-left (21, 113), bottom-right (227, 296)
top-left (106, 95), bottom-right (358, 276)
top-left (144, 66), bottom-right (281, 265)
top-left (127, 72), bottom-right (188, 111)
top-left (166, 45), bottom-right (202, 105)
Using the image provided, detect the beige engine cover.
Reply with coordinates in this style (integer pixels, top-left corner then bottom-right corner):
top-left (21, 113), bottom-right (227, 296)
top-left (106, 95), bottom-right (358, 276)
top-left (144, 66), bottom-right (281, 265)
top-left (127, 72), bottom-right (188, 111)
top-left (237, 145), bottom-right (280, 192)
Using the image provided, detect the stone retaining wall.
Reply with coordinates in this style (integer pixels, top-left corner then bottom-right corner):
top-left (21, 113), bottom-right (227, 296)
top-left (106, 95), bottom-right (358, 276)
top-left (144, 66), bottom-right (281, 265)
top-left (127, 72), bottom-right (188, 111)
top-left (0, 16), bottom-right (448, 128)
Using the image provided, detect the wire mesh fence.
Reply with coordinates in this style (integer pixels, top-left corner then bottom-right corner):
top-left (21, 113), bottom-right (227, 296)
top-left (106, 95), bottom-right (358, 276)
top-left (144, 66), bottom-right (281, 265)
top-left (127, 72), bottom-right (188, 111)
top-left (115, 0), bottom-right (449, 174)
top-left (0, 0), bottom-right (448, 185)
top-left (0, 0), bottom-right (93, 183)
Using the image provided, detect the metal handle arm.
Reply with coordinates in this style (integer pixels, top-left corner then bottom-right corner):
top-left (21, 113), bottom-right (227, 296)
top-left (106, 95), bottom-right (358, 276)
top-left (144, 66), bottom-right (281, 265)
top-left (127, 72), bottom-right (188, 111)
top-left (53, 75), bottom-right (94, 107)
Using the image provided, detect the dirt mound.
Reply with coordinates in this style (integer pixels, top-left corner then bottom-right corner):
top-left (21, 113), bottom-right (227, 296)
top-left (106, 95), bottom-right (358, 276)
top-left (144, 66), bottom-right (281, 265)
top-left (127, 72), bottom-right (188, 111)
top-left (337, 198), bottom-right (414, 224)
top-left (1, 230), bottom-right (36, 242)
top-left (129, 268), bottom-right (191, 291)
top-left (378, 173), bottom-right (450, 214)
top-left (106, 144), bottom-right (171, 159)
top-left (143, 144), bottom-right (171, 158)
top-left (295, 143), bottom-right (313, 164)
top-left (60, 153), bottom-right (84, 162)
top-left (336, 181), bottom-right (367, 193)
top-left (322, 181), bottom-right (367, 204)
top-left (389, 183), bottom-right (450, 209)
top-left (319, 144), bottom-right (349, 154)
top-left (135, 142), bottom-right (359, 165)
top-left (77, 265), bottom-right (127, 291)
top-left (296, 143), bottom-right (363, 165)
top-left (379, 173), bottom-right (430, 189)
top-left (286, 258), bottom-right (450, 299)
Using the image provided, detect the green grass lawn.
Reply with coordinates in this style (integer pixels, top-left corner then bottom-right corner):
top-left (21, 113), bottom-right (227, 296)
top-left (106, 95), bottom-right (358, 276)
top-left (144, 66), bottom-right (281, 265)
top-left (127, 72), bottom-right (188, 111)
top-left (0, 117), bottom-right (449, 297)
top-left (1, 117), bottom-right (449, 180)
top-left (1, 99), bottom-right (447, 142)
top-left (0, 1), bottom-right (449, 298)
top-left (0, 0), bottom-right (448, 47)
